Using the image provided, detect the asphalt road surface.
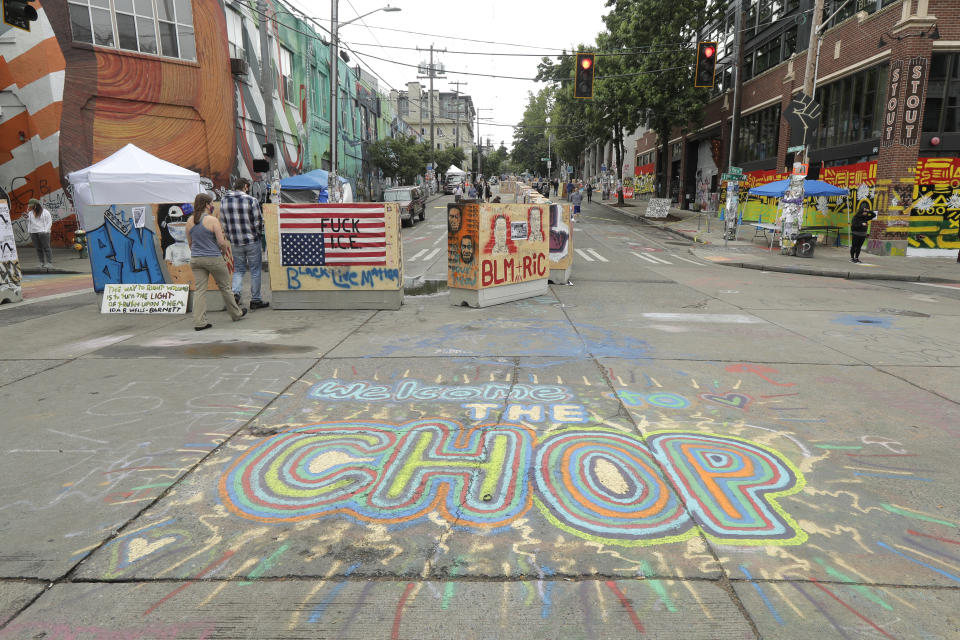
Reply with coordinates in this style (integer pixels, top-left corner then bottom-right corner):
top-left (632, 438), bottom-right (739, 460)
top-left (1, 195), bottom-right (958, 639)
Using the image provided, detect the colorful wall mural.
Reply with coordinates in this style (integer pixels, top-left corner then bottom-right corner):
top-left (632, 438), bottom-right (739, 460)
top-left (0, 4), bottom-right (70, 246)
top-left (81, 204), bottom-right (165, 293)
top-left (908, 157), bottom-right (960, 254)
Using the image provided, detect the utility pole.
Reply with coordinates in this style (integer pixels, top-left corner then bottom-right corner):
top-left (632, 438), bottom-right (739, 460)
top-left (727, 0), bottom-right (742, 172)
top-left (801, 0), bottom-right (826, 166)
top-left (417, 44), bottom-right (446, 172)
top-left (258, 0), bottom-right (275, 184)
top-left (476, 108), bottom-right (492, 179)
top-left (448, 80), bottom-right (468, 149)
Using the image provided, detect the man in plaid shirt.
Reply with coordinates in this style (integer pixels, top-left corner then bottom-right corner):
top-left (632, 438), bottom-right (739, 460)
top-left (220, 178), bottom-right (268, 309)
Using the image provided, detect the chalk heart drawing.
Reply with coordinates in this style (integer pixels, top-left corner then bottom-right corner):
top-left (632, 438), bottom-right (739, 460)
top-left (220, 420), bottom-right (807, 547)
top-left (126, 536), bottom-right (177, 563)
top-left (699, 391), bottom-right (752, 410)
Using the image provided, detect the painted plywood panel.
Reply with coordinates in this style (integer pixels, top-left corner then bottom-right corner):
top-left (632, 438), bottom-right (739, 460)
top-left (477, 203), bottom-right (549, 289)
top-left (264, 203), bottom-right (402, 292)
top-left (549, 204), bottom-right (573, 271)
top-left (447, 202), bottom-right (479, 289)
top-left (80, 203), bottom-right (165, 293)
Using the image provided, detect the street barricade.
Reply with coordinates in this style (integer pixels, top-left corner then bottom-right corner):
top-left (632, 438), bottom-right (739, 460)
top-left (447, 202), bottom-right (549, 307)
top-left (263, 202), bottom-right (403, 310)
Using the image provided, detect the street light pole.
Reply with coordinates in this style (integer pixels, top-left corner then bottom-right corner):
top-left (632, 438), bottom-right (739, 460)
top-left (329, 4), bottom-right (400, 203)
top-left (545, 116), bottom-right (551, 182)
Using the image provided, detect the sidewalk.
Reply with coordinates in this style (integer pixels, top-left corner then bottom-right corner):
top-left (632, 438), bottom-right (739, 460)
top-left (15, 245), bottom-right (91, 275)
top-left (599, 198), bottom-right (960, 284)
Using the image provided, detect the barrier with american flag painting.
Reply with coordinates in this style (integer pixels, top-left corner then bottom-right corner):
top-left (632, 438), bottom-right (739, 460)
top-left (263, 203), bottom-right (403, 293)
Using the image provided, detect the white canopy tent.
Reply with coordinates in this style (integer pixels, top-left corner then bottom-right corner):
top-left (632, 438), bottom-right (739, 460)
top-left (446, 165), bottom-right (466, 175)
top-left (67, 143), bottom-right (202, 209)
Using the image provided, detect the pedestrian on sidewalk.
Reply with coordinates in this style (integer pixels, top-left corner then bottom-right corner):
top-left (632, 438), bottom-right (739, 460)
top-left (484, 180), bottom-right (491, 202)
top-left (468, 183), bottom-right (478, 199)
top-left (454, 184), bottom-right (463, 203)
top-left (586, 183), bottom-right (593, 203)
top-left (570, 186), bottom-right (583, 222)
top-left (26, 199), bottom-right (53, 270)
top-left (186, 193), bottom-right (247, 331)
top-left (850, 206), bottom-right (876, 263)
top-left (221, 178), bottom-right (268, 310)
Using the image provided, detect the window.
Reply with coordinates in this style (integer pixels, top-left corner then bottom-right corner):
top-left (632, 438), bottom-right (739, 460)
top-left (69, 0), bottom-right (195, 60)
top-left (226, 6), bottom-right (243, 59)
top-left (814, 63), bottom-right (887, 147)
top-left (738, 104), bottom-right (780, 162)
top-left (279, 47), bottom-right (294, 103)
top-left (924, 52), bottom-right (960, 134)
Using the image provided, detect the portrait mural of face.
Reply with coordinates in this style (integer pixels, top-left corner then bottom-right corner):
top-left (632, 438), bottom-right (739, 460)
top-left (528, 206), bottom-right (544, 242)
top-left (459, 235), bottom-right (476, 264)
top-left (448, 205), bottom-right (463, 235)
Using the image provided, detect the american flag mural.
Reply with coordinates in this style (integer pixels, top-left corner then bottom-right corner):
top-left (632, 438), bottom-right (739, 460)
top-left (279, 203), bottom-right (387, 267)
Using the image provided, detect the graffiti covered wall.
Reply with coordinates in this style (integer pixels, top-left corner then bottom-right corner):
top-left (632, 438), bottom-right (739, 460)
top-left (477, 203), bottom-right (549, 288)
top-left (908, 157), bottom-right (960, 254)
top-left (81, 204), bottom-right (165, 293)
top-left (0, 3), bottom-right (71, 246)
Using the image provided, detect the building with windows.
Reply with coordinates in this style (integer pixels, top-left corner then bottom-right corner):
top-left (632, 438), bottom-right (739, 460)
top-left (0, 0), bottom-right (401, 245)
top-left (391, 82), bottom-right (476, 170)
top-left (636, 0), bottom-right (958, 257)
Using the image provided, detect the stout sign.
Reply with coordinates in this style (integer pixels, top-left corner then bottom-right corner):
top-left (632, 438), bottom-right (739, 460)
top-left (882, 60), bottom-right (904, 148)
top-left (900, 57), bottom-right (928, 147)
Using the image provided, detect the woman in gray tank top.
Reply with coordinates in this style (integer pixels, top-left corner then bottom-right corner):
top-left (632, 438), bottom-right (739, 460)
top-left (186, 193), bottom-right (247, 330)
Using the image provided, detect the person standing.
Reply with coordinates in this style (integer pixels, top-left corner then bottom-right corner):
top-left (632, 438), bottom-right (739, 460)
top-left (26, 199), bottom-right (53, 270)
top-left (454, 183), bottom-right (463, 203)
top-left (585, 183), bottom-right (593, 203)
top-left (220, 178), bottom-right (268, 309)
top-left (570, 186), bottom-right (583, 222)
top-left (850, 207), bottom-right (877, 263)
top-left (484, 180), bottom-right (491, 202)
top-left (186, 193), bottom-right (246, 331)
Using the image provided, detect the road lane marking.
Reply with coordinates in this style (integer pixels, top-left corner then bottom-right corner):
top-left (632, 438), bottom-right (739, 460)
top-left (642, 253), bottom-right (672, 264)
top-left (642, 312), bottom-right (764, 324)
top-left (432, 234), bottom-right (446, 245)
top-left (670, 253), bottom-right (705, 265)
top-left (631, 251), bottom-right (659, 264)
top-left (408, 249), bottom-right (427, 262)
top-left (916, 282), bottom-right (960, 290)
top-left (586, 249), bottom-right (609, 262)
top-left (575, 249), bottom-right (595, 262)
top-left (424, 248), bottom-right (443, 261)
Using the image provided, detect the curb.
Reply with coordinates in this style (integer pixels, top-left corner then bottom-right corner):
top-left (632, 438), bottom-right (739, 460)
top-left (703, 258), bottom-right (960, 284)
top-left (597, 201), bottom-right (710, 245)
top-left (21, 267), bottom-right (87, 275)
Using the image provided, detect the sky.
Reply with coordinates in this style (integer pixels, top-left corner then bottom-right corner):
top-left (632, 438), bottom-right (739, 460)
top-left (289, 1), bottom-right (611, 150)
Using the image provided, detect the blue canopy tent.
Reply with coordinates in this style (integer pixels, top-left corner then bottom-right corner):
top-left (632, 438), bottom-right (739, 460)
top-left (747, 177), bottom-right (852, 247)
top-left (747, 178), bottom-right (847, 198)
top-left (279, 169), bottom-right (352, 203)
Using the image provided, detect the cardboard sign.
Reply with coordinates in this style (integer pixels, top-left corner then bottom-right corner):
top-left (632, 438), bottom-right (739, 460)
top-left (645, 198), bottom-right (671, 219)
top-left (101, 283), bottom-right (188, 314)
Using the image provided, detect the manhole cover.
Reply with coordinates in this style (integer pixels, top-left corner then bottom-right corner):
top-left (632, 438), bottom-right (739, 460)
top-left (878, 308), bottom-right (930, 318)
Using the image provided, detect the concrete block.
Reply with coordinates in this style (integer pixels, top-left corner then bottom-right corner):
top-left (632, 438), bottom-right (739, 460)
top-left (449, 279), bottom-right (548, 308)
top-left (272, 288), bottom-right (402, 310)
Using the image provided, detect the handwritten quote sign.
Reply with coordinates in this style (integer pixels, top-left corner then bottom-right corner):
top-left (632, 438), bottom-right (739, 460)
top-left (645, 198), bottom-right (671, 219)
top-left (101, 283), bottom-right (188, 314)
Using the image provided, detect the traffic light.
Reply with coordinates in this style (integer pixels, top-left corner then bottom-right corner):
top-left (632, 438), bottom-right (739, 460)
top-left (3, 0), bottom-right (38, 31)
top-left (694, 41), bottom-right (718, 88)
top-left (574, 53), bottom-right (595, 99)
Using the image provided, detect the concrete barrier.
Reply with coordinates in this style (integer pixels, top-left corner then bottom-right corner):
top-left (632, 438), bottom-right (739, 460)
top-left (0, 200), bottom-right (22, 304)
top-left (263, 202), bottom-right (403, 310)
top-left (447, 202), bottom-right (549, 307)
top-left (80, 202), bottom-right (230, 312)
top-left (548, 203), bottom-right (573, 284)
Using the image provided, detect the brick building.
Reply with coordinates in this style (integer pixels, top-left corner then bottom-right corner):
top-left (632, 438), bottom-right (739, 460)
top-left (635, 0), bottom-right (958, 257)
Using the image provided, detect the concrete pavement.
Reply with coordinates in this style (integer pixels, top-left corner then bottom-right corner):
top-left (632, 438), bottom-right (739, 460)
top-left (1, 194), bottom-right (959, 639)
top-left (599, 197), bottom-right (960, 284)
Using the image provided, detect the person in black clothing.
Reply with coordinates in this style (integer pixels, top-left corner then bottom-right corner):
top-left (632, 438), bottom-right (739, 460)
top-left (585, 183), bottom-right (593, 203)
top-left (850, 206), bottom-right (877, 263)
top-left (484, 181), bottom-right (491, 202)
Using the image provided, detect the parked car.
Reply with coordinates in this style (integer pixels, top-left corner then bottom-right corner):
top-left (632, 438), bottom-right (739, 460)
top-left (383, 186), bottom-right (426, 226)
top-left (443, 175), bottom-right (464, 195)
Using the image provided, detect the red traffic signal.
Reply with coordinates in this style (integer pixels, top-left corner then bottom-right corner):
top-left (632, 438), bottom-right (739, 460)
top-left (574, 53), bottom-right (595, 99)
top-left (694, 41), bottom-right (718, 88)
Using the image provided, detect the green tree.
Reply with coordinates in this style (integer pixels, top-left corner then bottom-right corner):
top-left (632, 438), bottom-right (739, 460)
top-left (368, 136), bottom-right (427, 185)
top-left (483, 143), bottom-right (509, 178)
top-left (510, 89), bottom-right (552, 177)
top-left (604, 0), bottom-right (720, 197)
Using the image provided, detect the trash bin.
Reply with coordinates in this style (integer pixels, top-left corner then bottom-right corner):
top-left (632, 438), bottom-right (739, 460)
top-left (795, 233), bottom-right (816, 258)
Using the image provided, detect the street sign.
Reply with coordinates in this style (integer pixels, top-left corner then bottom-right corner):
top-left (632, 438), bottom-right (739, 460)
top-left (541, 157), bottom-right (550, 161)
top-left (721, 173), bottom-right (745, 182)
top-left (787, 145), bottom-right (805, 153)
top-left (600, 164), bottom-right (607, 172)
top-left (728, 166), bottom-right (743, 175)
